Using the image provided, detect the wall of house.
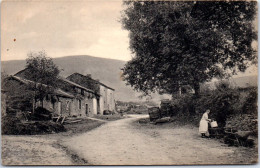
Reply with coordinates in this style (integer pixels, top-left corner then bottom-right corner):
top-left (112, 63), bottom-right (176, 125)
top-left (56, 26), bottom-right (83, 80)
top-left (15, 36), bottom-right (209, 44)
top-left (93, 97), bottom-right (97, 115)
top-left (60, 97), bottom-right (71, 116)
top-left (99, 96), bottom-right (104, 115)
top-left (107, 89), bottom-right (115, 111)
top-left (36, 97), bottom-right (73, 117)
top-left (70, 98), bottom-right (80, 117)
top-left (99, 85), bottom-right (115, 113)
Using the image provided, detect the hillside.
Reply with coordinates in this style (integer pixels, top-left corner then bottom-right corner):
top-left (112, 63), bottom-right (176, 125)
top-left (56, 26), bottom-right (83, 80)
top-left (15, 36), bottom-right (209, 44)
top-left (1, 55), bottom-right (257, 102)
top-left (1, 55), bottom-right (141, 101)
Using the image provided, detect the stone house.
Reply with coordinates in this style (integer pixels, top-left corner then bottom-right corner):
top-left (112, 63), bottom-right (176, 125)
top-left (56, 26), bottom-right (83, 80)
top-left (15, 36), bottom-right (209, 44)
top-left (66, 73), bottom-right (115, 114)
top-left (10, 69), bottom-right (101, 117)
top-left (57, 77), bottom-right (100, 117)
top-left (4, 75), bottom-right (74, 117)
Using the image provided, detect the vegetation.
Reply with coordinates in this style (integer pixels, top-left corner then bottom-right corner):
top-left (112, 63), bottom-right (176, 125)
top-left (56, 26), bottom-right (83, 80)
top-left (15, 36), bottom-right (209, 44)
top-left (93, 114), bottom-right (125, 121)
top-left (121, 1), bottom-right (257, 96)
top-left (25, 51), bottom-right (60, 112)
top-left (2, 73), bottom-right (34, 113)
top-left (1, 115), bottom-right (65, 135)
top-left (169, 82), bottom-right (257, 127)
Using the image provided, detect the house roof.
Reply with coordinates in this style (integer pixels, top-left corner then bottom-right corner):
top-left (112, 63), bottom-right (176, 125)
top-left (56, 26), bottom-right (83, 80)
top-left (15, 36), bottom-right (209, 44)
top-left (8, 75), bottom-right (74, 98)
top-left (68, 72), bottom-right (115, 91)
top-left (13, 68), bottom-right (29, 76)
top-left (58, 77), bottom-right (100, 96)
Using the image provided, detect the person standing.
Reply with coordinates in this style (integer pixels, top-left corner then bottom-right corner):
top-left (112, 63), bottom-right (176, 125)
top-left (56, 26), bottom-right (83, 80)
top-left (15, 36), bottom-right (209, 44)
top-left (199, 109), bottom-right (211, 138)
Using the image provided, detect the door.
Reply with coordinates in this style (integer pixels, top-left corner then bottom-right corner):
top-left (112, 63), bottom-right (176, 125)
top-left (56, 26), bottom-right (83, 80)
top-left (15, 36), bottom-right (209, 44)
top-left (97, 98), bottom-right (100, 114)
top-left (57, 102), bottom-right (61, 115)
top-left (85, 104), bottom-right (88, 115)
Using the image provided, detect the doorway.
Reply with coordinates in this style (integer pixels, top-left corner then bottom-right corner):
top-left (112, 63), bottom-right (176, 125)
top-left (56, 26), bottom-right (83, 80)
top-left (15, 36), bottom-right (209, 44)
top-left (57, 102), bottom-right (61, 115)
top-left (97, 99), bottom-right (100, 114)
top-left (85, 104), bottom-right (89, 115)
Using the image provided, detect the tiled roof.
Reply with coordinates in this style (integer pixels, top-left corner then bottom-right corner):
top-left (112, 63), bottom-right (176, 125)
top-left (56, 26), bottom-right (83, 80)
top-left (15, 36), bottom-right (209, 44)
top-left (68, 72), bottom-right (115, 91)
top-left (9, 75), bottom-right (74, 98)
top-left (58, 77), bottom-right (100, 96)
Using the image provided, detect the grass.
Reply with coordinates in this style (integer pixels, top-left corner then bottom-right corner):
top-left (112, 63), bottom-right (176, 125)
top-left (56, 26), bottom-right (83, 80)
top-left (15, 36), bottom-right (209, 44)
top-left (92, 114), bottom-right (125, 121)
top-left (59, 118), bottom-right (105, 136)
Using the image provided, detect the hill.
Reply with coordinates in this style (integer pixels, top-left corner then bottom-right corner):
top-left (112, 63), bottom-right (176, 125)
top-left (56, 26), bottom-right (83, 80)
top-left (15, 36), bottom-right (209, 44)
top-left (1, 55), bottom-right (257, 102)
top-left (229, 75), bottom-right (258, 88)
top-left (1, 55), bottom-right (141, 101)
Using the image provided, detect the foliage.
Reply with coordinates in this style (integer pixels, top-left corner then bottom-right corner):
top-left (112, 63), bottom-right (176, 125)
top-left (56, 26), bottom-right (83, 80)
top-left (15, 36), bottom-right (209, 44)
top-left (121, 1), bottom-right (257, 96)
top-left (170, 82), bottom-right (257, 127)
top-left (2, 74), bottom-right (34, 112)
top-left (25, 51), bottom-right (60, 107)
top-left (196, 81), bottom-right (240, 127)
top-left (2, 115), bottom-right (65, 135)
top-left (1, 115), bottom-right (21, 135)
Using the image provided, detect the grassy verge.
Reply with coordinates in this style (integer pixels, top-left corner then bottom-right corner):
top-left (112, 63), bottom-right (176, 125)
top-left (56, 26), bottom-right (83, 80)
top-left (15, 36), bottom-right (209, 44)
top-left (92, 114), bottom-right (125, 121)
top-left (1, 118), bottom-right (105, 165)
top-left (61, 118), bottom-right (105, 136)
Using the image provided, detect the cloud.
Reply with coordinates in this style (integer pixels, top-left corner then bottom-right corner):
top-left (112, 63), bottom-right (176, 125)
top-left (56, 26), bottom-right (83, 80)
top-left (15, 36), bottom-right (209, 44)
top-left (1, 0), bottom-right (131, 61)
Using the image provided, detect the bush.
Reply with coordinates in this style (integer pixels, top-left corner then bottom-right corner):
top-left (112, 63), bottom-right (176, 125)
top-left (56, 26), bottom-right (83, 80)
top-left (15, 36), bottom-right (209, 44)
top-left (169, 81), bottom-right (257, 128)
top-left (1, 114), bottom-right (65, 135)
top-left (195, 81), bottom-right (240, 127)
top-left (32, 107), bottom-right (52, 120)
top-left (2, 115), bottom-right (21, 135)
top-left (103, 110), bottom-right (113, 115)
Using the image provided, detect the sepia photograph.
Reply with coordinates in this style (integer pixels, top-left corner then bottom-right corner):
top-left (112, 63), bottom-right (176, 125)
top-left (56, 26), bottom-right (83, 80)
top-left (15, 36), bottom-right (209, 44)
top-left (1, 0), bottom-right (258, 166)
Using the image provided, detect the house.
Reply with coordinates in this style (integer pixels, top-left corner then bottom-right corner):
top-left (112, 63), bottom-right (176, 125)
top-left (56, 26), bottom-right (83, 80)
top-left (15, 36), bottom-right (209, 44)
top-left (57, 77), bottom-right (100, 117)
top-left (11, 69), bottom-right (101, 117)
top-left (66, 73), bottom-right (115, 114)
top-left (4, 75), bottom-right (74, 117)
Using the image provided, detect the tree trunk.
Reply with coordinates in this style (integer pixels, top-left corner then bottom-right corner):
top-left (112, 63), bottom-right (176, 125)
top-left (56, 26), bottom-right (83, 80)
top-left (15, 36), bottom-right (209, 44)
top-left (32, 90), bottom-right (36, 114)
top-left (41, 99), bottom-right (44, 108)
top-left (32, 98), bottom-right (35, 114)
top-left (178, 81), bottom-right (182, 96)
top-left (193, 82), bottom-right (200, 97)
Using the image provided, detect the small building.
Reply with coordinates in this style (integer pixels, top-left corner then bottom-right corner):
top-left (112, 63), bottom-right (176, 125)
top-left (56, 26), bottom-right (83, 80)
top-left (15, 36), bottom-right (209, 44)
top-left (10, 69), bottom-right (101, 117)
top-left (4, 75), bottom-right (74, 117)
top-left (57, 77), bottom-right (100, 117)
top-left (66, 73), bottom-right (115, 114)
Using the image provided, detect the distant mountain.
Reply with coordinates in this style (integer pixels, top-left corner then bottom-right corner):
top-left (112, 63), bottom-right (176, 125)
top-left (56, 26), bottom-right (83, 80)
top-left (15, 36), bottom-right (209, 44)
top-left (229, 75), bottom-right (258, 88)
top-left (1, 55), bottom-right (141, 101)
top-left (1, 55), bottom-right (257, 102)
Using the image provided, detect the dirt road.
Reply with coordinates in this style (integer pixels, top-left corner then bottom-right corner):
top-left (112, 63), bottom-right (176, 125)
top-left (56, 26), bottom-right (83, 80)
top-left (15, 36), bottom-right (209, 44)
top-left (2, 136), bottom-right (73, 165)
top-left (62, 115), bottom-right (257, 165)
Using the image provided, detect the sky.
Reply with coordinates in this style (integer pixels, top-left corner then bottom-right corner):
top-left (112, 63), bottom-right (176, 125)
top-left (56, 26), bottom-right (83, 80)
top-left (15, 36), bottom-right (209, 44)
top-left (0, 0), bottom-right (258, 77)
top-left (1, 0), bottom-right (132, 61)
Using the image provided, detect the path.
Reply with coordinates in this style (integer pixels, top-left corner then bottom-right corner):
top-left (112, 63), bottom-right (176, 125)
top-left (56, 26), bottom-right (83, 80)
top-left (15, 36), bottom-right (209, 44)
top-left (62, 115), bottom-right (255, 165)
top-left (2, 136), bottom-right (73, 165)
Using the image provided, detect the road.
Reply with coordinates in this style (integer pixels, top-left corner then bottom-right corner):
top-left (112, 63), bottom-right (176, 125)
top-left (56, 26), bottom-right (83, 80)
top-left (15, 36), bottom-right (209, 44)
top-left (2, 136), bottom-right (73, 165)
top-left (62, 115), bottom-right (256, 165)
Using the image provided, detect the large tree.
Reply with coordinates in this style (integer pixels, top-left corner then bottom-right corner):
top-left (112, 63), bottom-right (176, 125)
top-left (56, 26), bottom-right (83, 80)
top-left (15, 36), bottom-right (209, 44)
top-left (121, 1), bottom-right (257, 96)
top-left (25, 51), bottom-right (60, 112)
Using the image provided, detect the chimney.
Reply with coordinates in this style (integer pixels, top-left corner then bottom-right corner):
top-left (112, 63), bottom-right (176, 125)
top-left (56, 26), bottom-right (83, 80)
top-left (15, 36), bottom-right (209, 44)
top-left (86, 74), bottom-right (92, 78)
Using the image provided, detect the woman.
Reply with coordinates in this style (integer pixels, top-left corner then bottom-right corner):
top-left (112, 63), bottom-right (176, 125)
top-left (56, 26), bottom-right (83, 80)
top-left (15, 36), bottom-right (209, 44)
top-left (199, 109), bottom-right (211, 138)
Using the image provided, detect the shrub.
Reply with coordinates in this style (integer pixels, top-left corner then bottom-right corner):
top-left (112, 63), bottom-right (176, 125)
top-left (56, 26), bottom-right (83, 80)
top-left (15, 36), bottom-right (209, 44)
top-left (2, 115), bottom-right (65, 135)
top-left (196, 81), bottom-right (240, 127)
top-left (32, 107), bottom-right (52, 121)
top-left (169, 81), bottom-right (257, 128)
top-left (1, 115), bottom-right (21, 135)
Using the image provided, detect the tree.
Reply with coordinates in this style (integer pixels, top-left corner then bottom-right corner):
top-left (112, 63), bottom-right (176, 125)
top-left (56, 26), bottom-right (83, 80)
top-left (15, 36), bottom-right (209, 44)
top-left (25, 51), bottom-right (60, 112)
top-left (121, 1), bottom-right (257, 96)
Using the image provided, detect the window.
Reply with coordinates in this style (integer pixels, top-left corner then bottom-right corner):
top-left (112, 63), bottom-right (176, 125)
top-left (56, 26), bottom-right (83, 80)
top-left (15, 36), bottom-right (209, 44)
top-left (81, 89), bottom-right (84, 96)
top-left (78, 100), bottom-right (81, 109)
